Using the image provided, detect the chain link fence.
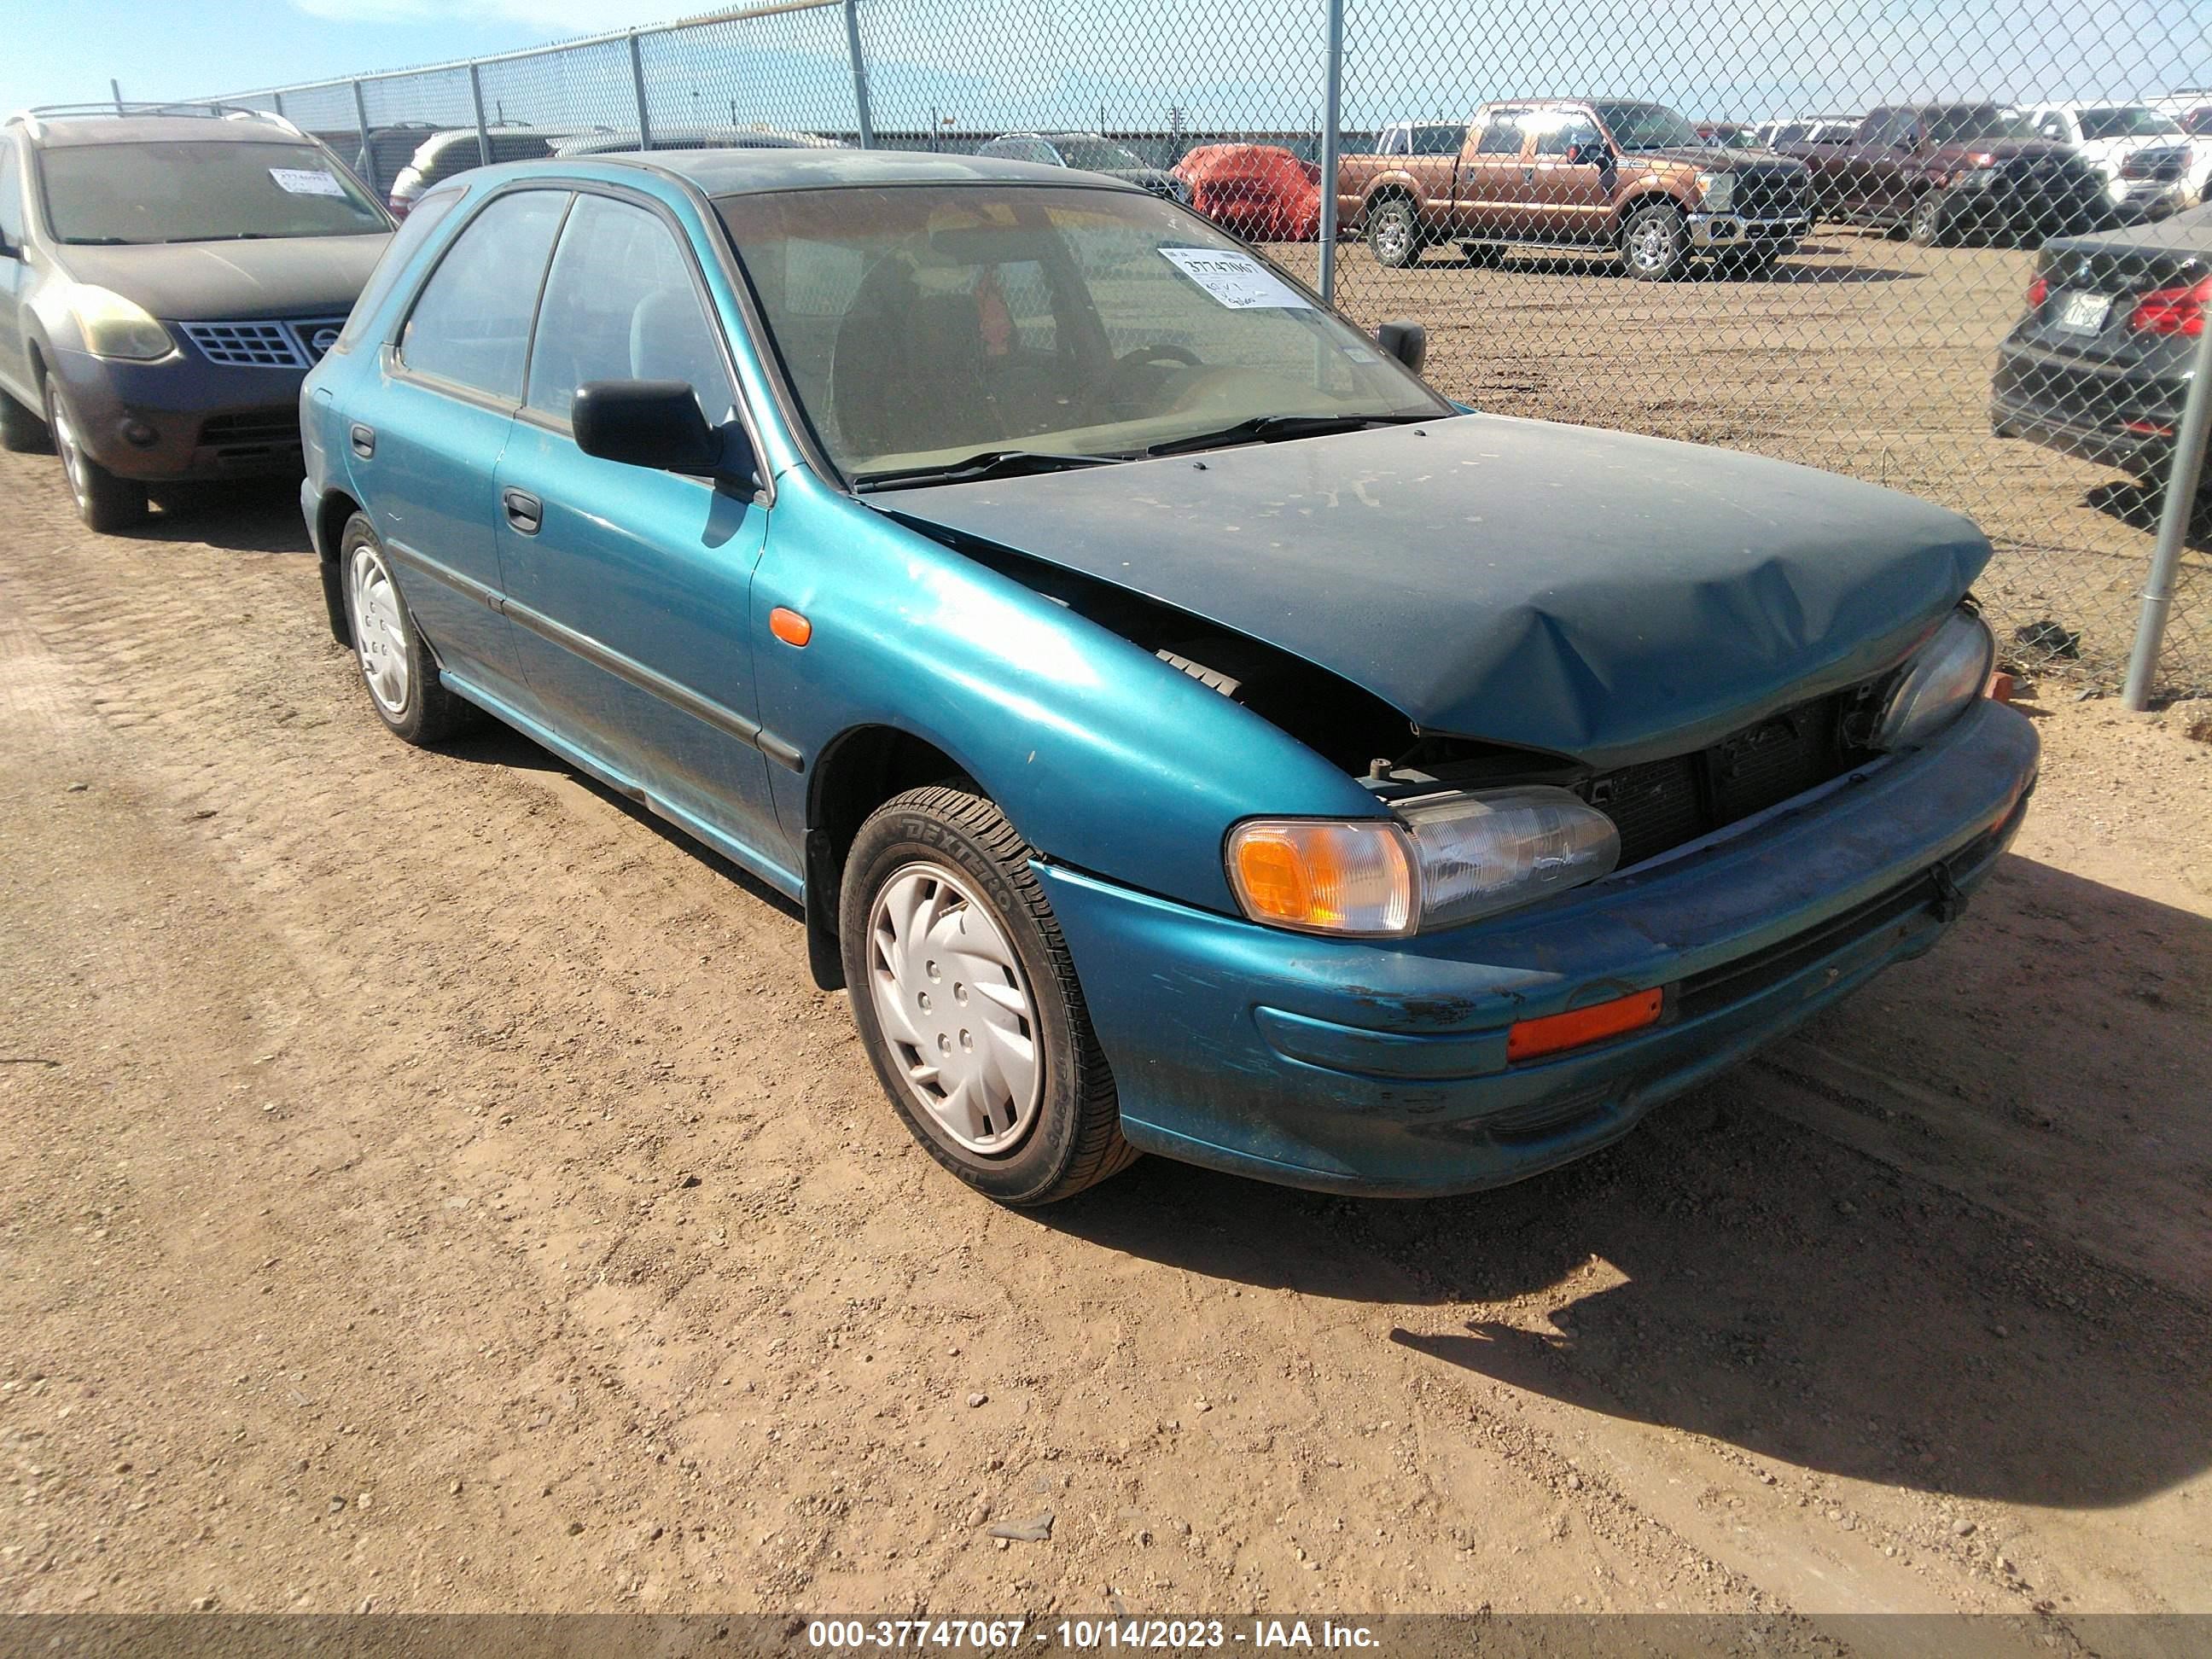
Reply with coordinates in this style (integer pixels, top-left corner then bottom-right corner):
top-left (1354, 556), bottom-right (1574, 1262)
top-left (214, 0), bottom-right (2211, 695)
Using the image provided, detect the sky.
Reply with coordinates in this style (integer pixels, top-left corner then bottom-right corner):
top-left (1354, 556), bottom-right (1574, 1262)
top-left (4, 0), bottom-right (2209, 136)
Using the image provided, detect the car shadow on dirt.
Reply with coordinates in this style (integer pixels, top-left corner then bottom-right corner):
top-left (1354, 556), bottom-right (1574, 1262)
top-left (139, 478), bottom-right (313, 554)
top-left (2081, 479), bottom-right (2212, 550)
top-left (1042, 853), bottom-right (2212, 1509)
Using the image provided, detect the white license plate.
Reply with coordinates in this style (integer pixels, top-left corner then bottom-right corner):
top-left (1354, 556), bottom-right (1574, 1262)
top-left (2053, 290), bottom-right (2112, 334)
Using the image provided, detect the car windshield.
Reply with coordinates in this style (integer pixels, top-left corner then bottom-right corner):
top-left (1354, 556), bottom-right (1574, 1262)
top-left (37, 140), bottom-right (387, 244)
top-left (2075, 106), bottom-right (2184, 140)
top-left (1924, 106), bottom-right (2040, 144)
top-left (719, 183), bottom-right (1447, 481)
top-left (1590, 102), bottom-right (1704, 151)
top-left (1051, 137), bottom-right (1148, 172)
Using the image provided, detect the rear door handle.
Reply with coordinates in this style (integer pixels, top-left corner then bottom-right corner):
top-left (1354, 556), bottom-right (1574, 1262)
top-left (503, 488), bottom-right (542, 535)
top-left (349, 423), bottom-right (375, 459)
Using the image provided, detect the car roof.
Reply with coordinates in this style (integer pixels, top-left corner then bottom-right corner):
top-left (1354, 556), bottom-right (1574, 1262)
top-left (550, 148), bottom-right (1144, 195)
top-left (10, 111), bottom-right (306, 148)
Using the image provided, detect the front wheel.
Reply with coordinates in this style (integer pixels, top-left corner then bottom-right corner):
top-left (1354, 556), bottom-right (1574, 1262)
top-left (44, 379), bottom-right (146, 533)
top-left (1366, 197), bottom-right (1424, 269)
top-left (1621, 201), bottom-right (1689, 280)
top-left (338, 512), bottom-right (480, 746)
top-left (840, 785), bottom-right (1134, 1206)
top-left (1909, 190), bottom-right (1952, 247)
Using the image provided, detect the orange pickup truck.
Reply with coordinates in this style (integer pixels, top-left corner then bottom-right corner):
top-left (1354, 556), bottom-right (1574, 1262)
top-left (1337, 99), bottom-right (1813, 279)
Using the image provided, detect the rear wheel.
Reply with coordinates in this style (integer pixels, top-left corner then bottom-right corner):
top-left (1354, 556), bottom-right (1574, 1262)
top-left (841, 784), bottom-right (1134, 1206)
top-left (1621, 201), bottom-right (1689, 280)
top-left (1366, 196), bottom-right (1424, 269)
top-left (0, 386), bottom-right (49, 453)
top-left (339, 512), bottom-right (479, 746)
top-left (44, 379), bottom-right (146, 533)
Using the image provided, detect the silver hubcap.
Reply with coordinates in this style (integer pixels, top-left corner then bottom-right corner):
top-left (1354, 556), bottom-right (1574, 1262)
top-left (347, 544), bottom-right (410, 715)
top-left (1376, 209), bottom-right (1411, 260)
top-left (1633, 219), bottom-right (1673, 271)
top-left (865, 861), bottom-right (1041, 1155)
top-left (47, 389), bottom-right (86, 506)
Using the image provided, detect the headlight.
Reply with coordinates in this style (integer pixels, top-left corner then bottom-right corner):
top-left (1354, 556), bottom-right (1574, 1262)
top-left (1873, 608), bottom-right (1994, 751)
top-left (1697, 171), bottom-right (1734, 212)
top-left (1225, 786), bottom-right (1620, 937)
top-left (1951, 162), bottom-right (1998, 189)
top-left (67, 285), bottom-right (173, 361)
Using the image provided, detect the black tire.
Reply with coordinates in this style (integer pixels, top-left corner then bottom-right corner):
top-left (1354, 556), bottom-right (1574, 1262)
top-left (336, 511), bottom-right (480, 746)
top-left (840, 784), bottom-right (1135, 1206)
top-left (1621, 201), bottom-right (1689, 280)
top-left (0, 385), bottom-right (49, 453)
top-left (1365, 195), bottom-right (1425, 269)
top-left (44, 378), bottom-right (146, 533)
top-left (1909, 190), bottom-right (1951, 247)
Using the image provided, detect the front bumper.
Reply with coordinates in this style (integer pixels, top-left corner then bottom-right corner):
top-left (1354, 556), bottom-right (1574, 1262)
top-left (1690, 212), bottom-right (1811, 249)
top-left (1040, 698), bottom-right (2038, 1197)
top-left (47, 344), bottom-right (310, 482)
top-left (1990, 341), bottom-right (2181, 476)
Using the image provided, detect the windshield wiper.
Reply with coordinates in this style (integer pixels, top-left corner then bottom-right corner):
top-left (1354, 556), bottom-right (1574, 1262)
top-left (60, 236), bottom-right (137, 246)
top-left (1144, 412), bottom-right (1430, 458)
top-left (851, 449), bottom-right (1123, 492)
top-left (174, 232), bottom-right (272, 242)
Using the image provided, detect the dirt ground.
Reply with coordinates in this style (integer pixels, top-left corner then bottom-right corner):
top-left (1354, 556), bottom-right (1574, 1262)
top-left (1272, 231), bottom-right (2212, 692)
top-left (1, 437), bottom-right (2209, 1630)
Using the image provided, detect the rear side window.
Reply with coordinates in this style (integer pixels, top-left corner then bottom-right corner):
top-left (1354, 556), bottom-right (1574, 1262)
top-left (334, 186), bottom-right (461, 353)
top-left (1413, 124), bottom-right (1464, 156)
top-left (1476, 115), bottom-right (1527, 156)
top-left (399, 189), bottom-right (568, 401)
top-left (0, 137), bottom-right (22, 247)
top-left (523, 194), bottom-right (733, 426)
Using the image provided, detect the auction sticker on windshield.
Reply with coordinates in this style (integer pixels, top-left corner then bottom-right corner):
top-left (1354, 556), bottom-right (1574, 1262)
top-left (1158, 247), bottom-right (1310, 309)
top-left (270, 167), bottom-right (346, 197)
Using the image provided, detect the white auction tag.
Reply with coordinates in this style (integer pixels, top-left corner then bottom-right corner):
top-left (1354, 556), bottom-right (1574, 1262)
top-left (1157, 247), bottom-right (1311, 310)
top-left (270, 167), bottom-right (346, 198)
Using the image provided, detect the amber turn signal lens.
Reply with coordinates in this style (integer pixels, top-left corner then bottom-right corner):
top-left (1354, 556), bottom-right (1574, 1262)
top-left (769, 607), bottom-right (812, 647)
top-left (1225, 820), bottom-right (1413, 936)
top-left (1506, 987), bottom-right (1665, 1062)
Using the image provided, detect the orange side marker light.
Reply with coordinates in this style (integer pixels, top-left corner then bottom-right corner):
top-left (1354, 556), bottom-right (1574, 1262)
top-left (1506, 987), bottom-right (1666, 1063)
top-left (769, 607), bottom-right (812, 647)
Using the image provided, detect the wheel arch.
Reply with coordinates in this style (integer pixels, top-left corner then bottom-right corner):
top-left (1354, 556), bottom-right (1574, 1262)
top-left (314, 487), bottom-right (365, 646)
top-left (1609, 188), bottom-right (1692, 242)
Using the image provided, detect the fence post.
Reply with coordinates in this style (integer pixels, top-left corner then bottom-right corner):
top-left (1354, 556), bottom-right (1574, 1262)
top-left (2122, 313), bottom-right (2212, 707)
top-left (843, 0), bottom-right (876, 150)
top-left (468, 61), bottom-right (492, 167)
top-left (1315, 0), bottom-right (1346, 305)
top-left (628, 31), bottom-right (655, 151)
top-left (352, 79), bottom-right (372, 181)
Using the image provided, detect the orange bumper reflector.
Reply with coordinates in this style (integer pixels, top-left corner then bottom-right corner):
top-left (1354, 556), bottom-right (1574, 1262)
top-left (769, 607), bottom-right (812, 647)
top-left (1507, 987), bottom-right (1666, 1062)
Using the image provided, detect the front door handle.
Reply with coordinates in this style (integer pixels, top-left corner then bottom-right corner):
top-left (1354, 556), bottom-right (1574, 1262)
top-left (503, 488), bottom-right (542, 535)
top-left (349, 423), bottom-right (375, 459)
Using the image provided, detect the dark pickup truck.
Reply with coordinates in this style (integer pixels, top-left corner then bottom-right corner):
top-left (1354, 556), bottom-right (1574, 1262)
top-left (1337, 99), bottom-right (1812, 278)
top-left (1775, 104), bottom-right (2110, 244)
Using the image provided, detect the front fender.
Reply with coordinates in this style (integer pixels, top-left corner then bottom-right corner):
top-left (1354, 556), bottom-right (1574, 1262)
top-left (752, 469), bottom-right (1383, 917)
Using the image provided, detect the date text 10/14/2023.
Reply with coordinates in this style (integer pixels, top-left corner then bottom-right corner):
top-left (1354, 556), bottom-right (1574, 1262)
top-left (806, 1620), bottom-right (1382, 1650)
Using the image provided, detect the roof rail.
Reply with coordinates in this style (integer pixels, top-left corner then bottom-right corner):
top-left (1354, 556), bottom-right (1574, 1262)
top-left (11, 102), bottom-right (302, 139)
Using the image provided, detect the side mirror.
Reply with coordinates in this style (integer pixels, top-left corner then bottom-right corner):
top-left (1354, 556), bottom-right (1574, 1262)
top-left (1569, 140), bottom-right (1612, 167)
top-left (0, 234), bottom-right (20, 261)
top-left (1376, 319), bottom-right (1428, 375)
top-left (572, 379), bottom-right (747, 482)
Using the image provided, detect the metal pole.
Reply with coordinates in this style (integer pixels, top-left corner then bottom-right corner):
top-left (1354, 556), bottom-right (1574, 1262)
top-left (272, 90), bottom-right (286, 119)
top-left (843, 0), bottom-right (876, 150)
top-left (468, 61), bottom-right (492, 167)
top-left (2122, 315), bottom-right (2212, 707)
top-left (352, 79), bottom-right (372, 181)
top-left (1315, 0), bottom-right (1346, 305)
top-left (110, 79), bottom-right (125, 113)
top-left (628, 30), bottom-right (655, 151)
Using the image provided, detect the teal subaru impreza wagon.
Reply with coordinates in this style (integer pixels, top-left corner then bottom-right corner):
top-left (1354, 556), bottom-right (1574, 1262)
top-left (300, 149), bottom-right (2037, 1205)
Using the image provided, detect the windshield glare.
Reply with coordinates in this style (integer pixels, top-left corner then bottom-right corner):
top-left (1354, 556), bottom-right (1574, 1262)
top-left (1053, 138), bottom-right (1147, 172)
top-left (719, 184), bottom-right (1447, 481)
top-left (38, 141), bottom-right (388, 245)
top-left (2076, 106), bottom-right (2184, 140)
top-left (1925, 107), bottom-right (2039, 144)
top-left (1591, 102), bottom-right (1703, 150)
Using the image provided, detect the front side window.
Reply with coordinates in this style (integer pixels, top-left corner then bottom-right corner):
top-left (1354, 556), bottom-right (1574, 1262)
top-left (335, 186), bottom-right (461, 353)
top-left (525, 194), bottom-right (734, 426)
top-left (719, 183), bottom-right (1447, 481)
top-left (1924, 107), bottom-right (2038, 145)
top-left (0, 137), bottom-right (23, 246)
top-left (36, 140), bottom-right (388, 245)
top-left (1531, 113), bottom-right (1604, 158)
top-left (1864, 109), bottom-right (1919, 148)
top-left (399, 189), bottom-right (568, 400)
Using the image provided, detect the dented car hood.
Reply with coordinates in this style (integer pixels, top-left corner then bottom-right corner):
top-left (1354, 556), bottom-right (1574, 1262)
top-left (884, 414), bottom-right (1991, 769)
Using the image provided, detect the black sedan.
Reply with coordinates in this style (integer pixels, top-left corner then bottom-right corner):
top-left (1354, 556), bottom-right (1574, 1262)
top-left (1991, 202), bottom-right (2212, 482)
